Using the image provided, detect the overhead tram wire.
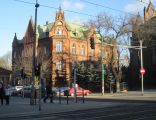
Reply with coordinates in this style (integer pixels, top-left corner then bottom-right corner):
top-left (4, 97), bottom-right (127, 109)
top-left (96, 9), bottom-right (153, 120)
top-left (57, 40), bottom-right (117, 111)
top-left (14, 0), bottom-right (149, 49)
top-left (14, 0), bottom-right (35, 5)
top-left (13, 0), bottom-right (97, 18)
top-left (80, 0), bottom-right (136, 16)
top-left (13, 0), bottom-right (138, 26)
top-left (13, 0), bottom-right (156, 34)
top-left (135, 0), bottom-right (148, 5)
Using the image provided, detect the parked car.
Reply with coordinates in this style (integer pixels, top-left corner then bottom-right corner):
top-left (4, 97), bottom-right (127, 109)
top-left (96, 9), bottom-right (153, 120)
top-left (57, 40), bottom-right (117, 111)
top-left (68, 87), bottom-right (91, 96)
top-left (57, 87), bottom-right (69, 96)
top-left (21, 86), bottom-right (31, 97)
top-left (12, 86), bottom-right (23, 96)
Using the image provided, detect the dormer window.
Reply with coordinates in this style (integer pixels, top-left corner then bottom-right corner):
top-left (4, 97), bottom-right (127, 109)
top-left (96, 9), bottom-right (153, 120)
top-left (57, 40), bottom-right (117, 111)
top-left (57, 29), bottom-right (63, 35)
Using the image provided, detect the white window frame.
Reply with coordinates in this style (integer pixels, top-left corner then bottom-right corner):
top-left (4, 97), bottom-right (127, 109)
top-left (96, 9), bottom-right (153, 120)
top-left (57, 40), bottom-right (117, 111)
top-left (56, 61), bottom-right (62, 70)
top-left (72, 44), bottom-right (76, 54)
top-left (81, 46), bottom-right (85, 56)
top-left (91, 49), bottom-right (94, 56)
top-left (56, 41), bottom-right (62, 52)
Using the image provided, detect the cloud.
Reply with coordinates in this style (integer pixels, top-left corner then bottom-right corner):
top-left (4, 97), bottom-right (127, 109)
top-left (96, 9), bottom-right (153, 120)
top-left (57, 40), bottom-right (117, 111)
top-left (70, 16), bottom-right (84, 25)
top-left (124, 0), bottom-right (156, 13)
top-left (124, 1), bottom-right (144, 13)
top-left (62, 0), bottom-right (85, 10)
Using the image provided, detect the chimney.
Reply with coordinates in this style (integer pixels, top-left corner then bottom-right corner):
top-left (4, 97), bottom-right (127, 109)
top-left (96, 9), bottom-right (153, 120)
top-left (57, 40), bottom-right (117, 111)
top-left (46, 21), bottom-right (49, 25)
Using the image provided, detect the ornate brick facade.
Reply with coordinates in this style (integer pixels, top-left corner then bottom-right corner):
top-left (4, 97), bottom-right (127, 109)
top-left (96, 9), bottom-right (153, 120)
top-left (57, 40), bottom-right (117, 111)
top-left (12, 8), bottom-right (112, 87)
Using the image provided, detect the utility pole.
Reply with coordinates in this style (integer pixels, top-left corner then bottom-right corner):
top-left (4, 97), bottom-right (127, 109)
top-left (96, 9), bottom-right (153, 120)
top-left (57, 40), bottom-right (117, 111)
top-left (73, 63), bottom-right (77, 102)
top-left (101, 34), bottom-right (105, 96)
top-left (30, 0), bottom-right (39, 105)
top-left (140, 40), bottom-right (144, 96)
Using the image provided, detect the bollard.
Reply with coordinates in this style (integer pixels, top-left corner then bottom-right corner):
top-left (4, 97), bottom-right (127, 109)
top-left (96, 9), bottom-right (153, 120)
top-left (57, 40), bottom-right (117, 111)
top-left (50, 91), bottom-right (53, 103)
top-left (34, 89), bottom-right (37, 105)
top-left (82, 89), bottom-right (84, 103)
top-left (67, 90), bottom-right (69, 105)
top-left (59, 88), bottom-right (61, 104)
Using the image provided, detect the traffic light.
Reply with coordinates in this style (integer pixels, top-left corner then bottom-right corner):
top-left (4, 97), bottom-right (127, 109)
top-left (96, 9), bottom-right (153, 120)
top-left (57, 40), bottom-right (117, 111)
top-left (21, 68), bottom-right (24, 78)
top-left (90, 37), bottom-right (95, 49)
top-left (35, 64), bottom-right (41, 76)
top-left (21, 67), bottom-right (25, 79)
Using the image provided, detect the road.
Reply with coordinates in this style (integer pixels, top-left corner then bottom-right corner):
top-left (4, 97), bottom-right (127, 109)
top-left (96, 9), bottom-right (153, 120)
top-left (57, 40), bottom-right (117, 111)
top-left (2, 102), bottom-right (156, 120)
top-left (1, 93), bottom-right (156, 120)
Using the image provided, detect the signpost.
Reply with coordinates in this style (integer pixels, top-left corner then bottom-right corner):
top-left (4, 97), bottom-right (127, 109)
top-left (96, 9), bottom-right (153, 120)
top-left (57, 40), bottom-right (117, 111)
top-left (140, 68), bottom-right (145, 75)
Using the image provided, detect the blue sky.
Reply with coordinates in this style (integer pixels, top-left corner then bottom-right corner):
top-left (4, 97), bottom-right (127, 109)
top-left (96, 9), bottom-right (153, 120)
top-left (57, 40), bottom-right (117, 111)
top-left (0, 0), bottom-right (155, 57)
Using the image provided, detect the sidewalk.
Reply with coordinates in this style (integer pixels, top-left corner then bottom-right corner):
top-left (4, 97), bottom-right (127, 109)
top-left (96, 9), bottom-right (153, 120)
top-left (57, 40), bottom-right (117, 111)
top-left (86, 91), bottom-right (156, 101)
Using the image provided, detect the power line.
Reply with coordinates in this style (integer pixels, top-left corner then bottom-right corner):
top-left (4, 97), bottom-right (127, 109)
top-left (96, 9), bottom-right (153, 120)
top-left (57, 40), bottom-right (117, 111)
top-left (14, 0), bottom-right (35, 5)
top-left (12, 1), bottom-right (156, 31)
top-left (80, 0), bottom-right (136, 16)
top-left (13, 0), bottom-right (97, 18)
top-left (135, 0), bottom-right (148, 5)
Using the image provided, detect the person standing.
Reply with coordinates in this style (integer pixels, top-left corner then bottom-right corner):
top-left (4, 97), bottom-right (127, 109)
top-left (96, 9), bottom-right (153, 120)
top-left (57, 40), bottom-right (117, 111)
top-left (0, 83), bottom-right (5, 105)
top-left (43, 81), bottom-right (52, 103)
top-left (5, 85), bottom-right (10, 105)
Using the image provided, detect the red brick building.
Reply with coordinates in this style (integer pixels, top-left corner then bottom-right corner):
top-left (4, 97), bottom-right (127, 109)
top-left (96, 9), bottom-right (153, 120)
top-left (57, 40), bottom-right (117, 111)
top-left (12, 8), bottom-right (112, 87)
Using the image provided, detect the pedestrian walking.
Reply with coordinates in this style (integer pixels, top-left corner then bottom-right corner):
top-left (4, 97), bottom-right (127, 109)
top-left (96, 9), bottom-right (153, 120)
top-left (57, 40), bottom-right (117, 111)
top-left (43, 81), bottom-right (52, 103)
top-left (5, 85), bottom-right (10, 105)
top-left (0, 83), bottom-right (5, 105)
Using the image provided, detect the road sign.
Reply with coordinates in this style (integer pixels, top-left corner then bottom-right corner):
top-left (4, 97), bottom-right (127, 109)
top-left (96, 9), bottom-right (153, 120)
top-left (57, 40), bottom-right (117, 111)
top-left (140, 68), bottom-right (145, 75)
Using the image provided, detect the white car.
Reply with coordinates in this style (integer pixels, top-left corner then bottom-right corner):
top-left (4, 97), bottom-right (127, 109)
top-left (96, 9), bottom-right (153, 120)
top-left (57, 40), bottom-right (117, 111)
top-left (15, 86), bottom-right (23, 91)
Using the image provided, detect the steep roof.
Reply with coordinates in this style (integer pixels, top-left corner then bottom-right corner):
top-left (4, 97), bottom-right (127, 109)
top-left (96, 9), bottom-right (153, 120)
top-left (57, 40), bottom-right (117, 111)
top-left (37, 23), bottom-right (53, 39)
top-left (37, 21), bottom-right (90, 40)
top-left (65, 21), bottom-right (89, 39)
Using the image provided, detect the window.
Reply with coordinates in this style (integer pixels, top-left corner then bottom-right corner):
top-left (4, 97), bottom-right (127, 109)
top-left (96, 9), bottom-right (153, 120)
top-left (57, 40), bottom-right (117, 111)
top-left (56, 61), bottom-right (62, 70)
top-left (105, 51), bottom-right (108, 59)
top-left (72, 44), bottom-right (76, 54)
top-left (99, 50), bottom-right (101, 58)
top-left (14, 51), bottom-right (16, 58)
top-left (91, 49), bottom-right (94, 56)
top-left (57, 29), bottom-right (63, 35)
top-left (42, 47), bottom-right (46, 55)
top-left (81, 45), bottom-right (85, 56)
top-left (56, 41), bottom-right (62, 52)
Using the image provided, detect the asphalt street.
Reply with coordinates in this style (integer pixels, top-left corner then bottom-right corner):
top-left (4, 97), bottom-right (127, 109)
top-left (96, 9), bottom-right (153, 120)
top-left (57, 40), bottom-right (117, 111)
top-left (0, 91), bottom-right (156, 120)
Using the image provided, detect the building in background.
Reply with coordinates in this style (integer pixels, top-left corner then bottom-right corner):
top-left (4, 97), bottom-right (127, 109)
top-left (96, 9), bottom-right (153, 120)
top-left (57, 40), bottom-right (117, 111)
top-left (0, 67), bottom-right (12, 86)
top-left (130, 0), bottom-right (156, 89)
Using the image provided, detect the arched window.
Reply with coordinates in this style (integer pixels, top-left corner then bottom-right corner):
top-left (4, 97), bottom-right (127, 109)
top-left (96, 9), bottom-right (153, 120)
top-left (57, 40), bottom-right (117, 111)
top-left (56, 41), bottom-right (62, 52)
top-left (56, 61), bottom-right (62, 70)
top-left (72, 44), bottom-right (76, 54)
top-left (81, 45), bottom-right (85, 56)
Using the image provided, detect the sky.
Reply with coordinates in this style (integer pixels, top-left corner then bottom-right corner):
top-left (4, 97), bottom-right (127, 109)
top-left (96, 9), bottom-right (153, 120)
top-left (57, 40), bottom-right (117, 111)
top-left (0, 0), bottom-right (155, 57)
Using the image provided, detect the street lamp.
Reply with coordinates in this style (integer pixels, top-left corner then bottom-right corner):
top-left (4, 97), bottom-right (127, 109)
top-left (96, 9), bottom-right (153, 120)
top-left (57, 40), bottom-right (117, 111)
top-left (31, 0), bottom-right (39, 105)
top-left (140, 40), bottom-right (144, 96)
top-left (99, 32), bottom-right (105, 95)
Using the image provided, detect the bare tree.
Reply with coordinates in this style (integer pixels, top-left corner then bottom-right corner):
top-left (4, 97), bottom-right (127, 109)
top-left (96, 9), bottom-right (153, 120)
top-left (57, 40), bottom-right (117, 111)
top-left (0, 51), bottom-right (12, 70)
top-left (86, 12), bottom-right (132, 93)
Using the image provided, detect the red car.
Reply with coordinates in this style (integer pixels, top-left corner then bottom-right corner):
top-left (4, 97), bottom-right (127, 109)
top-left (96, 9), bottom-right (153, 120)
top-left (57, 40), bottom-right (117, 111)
top-left (68, 87), bottom-right (91, 96)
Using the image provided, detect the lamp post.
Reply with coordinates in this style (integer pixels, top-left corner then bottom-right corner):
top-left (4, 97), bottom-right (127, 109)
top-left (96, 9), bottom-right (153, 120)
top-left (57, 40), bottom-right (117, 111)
top-left (99, 32), bottom-right (105, 95)
top-left (140, 40), bottom-right (144, 96)
top-left (31, 0), bottom-right (39, 105)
